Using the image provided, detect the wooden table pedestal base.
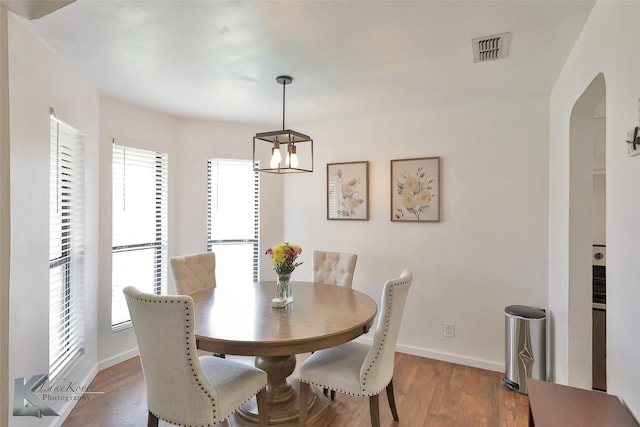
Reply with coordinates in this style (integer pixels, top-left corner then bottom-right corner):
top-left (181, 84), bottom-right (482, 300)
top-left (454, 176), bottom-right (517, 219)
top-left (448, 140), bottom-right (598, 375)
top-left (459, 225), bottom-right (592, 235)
top-left (234, 355), bottom-right (322, 425)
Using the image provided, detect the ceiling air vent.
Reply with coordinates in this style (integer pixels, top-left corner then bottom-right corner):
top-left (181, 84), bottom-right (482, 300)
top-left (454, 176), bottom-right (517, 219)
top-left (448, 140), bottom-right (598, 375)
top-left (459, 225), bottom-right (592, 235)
top-left (472, 32), bottom-right (511, 63)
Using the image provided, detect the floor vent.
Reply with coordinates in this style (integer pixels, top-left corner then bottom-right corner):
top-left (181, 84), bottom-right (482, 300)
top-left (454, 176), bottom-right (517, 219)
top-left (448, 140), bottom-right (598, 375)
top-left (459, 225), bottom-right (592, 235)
top-left (472, 32), bottom-right (511, 63)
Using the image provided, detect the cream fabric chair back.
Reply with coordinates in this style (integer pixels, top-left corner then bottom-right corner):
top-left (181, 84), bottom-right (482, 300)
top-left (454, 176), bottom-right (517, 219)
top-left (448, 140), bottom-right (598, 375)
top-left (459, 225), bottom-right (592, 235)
top-left (298, 269), bottom-right (412, 427)
top-left (360, 269), bottom-right (412, 394)
top-left (123, 286), bottom-right (268, 426)
top-left (312, 250), bottom-right (358, 288)
top-left (170, 252), bottom-right (216, 295)
top-left (124, 287), bottom-right (219, 424)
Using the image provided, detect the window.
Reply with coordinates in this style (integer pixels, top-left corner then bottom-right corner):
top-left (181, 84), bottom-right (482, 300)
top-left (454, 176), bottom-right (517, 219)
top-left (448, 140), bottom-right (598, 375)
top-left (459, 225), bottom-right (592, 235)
top-left (49, 113), bottom-right (85, 378)
top-left (111, 144), bottom-right (168, 331)
top-left (207, 158), bottom-right (259, 284)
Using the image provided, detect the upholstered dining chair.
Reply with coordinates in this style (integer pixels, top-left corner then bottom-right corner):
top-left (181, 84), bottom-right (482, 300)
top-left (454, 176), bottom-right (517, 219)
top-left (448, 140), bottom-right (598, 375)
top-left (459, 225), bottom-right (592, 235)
top-left (312, 250), bottom-right (358, 288)
top-left (312, 250), bottom-right (358, 398)
top-left (170, 251), bottom-right (225, 357)
top-left (298, 269), bottom-right (413, 427)
top-left (123, 286), bottom-right (268, 427)
top-left (170, 251), bottom-right (216, 295)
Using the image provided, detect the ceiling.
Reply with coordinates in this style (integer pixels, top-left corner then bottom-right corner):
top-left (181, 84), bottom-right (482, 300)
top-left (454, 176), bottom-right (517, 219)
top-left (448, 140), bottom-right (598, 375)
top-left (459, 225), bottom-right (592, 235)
top-left (13, 0), bottom-right (595, 126)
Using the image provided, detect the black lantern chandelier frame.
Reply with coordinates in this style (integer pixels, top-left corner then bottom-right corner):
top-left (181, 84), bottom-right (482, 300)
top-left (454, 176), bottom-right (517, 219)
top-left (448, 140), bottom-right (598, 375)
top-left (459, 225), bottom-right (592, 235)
top-left (253, 76), bottom-right (313, 174)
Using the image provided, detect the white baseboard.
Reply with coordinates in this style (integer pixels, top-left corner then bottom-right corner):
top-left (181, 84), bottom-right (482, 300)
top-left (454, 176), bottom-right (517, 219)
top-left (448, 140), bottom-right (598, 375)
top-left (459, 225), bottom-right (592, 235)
top-left (47, 364), bottom-right (99, 427)
top-left (41, 351), bottom-right (138, 427)
top-left (354, 336), bottom-right (504, 373)
top-left (98, 347), bottom-right (139, 371)
top-left (96, 343), bottom-right (505, 374)
top-left (396, 343), bottom-right (504, 373)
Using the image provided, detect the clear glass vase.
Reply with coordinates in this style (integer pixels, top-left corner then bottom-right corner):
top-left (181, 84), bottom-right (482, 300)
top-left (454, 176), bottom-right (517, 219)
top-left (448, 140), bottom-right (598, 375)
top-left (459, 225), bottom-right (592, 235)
top-left (274, 273), bottom-right (293, 304)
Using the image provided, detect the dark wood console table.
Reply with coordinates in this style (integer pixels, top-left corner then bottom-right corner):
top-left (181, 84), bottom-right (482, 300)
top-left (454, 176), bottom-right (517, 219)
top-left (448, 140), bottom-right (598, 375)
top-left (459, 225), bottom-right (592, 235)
top-left (527, 378), bottom-right (638, 426)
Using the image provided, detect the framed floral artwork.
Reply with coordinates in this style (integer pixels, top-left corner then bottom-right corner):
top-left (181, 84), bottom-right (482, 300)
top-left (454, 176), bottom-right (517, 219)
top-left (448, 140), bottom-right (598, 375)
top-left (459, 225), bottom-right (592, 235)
top-left (391, 157), bottom-right (440, 222)
top-left (327, 161), bottom-right (369, 220)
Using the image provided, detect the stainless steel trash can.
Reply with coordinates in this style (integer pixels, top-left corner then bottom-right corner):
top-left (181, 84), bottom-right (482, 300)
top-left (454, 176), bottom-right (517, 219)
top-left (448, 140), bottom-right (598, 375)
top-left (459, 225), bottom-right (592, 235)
top-left (504, 305), bottom-right (546, 394)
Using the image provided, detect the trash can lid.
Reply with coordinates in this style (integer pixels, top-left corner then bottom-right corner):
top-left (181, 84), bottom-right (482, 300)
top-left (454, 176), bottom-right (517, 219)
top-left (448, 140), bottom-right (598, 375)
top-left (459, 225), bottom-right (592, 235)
top-left (505, 305), bottom-right (545, 319)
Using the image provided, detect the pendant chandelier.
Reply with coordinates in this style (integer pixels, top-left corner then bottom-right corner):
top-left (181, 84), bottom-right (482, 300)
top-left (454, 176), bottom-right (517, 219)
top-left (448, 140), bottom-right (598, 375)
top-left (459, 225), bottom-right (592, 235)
top-left (253, 76), bottom-right (313, 173)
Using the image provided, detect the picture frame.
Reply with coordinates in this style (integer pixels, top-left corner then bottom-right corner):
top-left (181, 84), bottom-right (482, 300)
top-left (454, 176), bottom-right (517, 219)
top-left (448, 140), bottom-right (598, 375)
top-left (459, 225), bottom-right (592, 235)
top-left (390, 157), bottom-right (440, 222)
top-left (327, 161), bottom-right (369, 220)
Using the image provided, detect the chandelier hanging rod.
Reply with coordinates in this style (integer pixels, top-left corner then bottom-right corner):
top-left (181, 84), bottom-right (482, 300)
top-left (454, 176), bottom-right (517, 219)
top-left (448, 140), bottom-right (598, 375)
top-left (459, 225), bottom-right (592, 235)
top-left (276, 75), bottom-right (292, 131)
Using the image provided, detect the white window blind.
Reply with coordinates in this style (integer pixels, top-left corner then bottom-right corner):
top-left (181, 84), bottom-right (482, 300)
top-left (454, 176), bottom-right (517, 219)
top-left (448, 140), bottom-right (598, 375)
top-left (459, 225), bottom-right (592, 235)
top-left (112, 144), bottom-right (168, 330)
top-left (49, 113), bottom-right (85, 379)
top-left (207, 158), bottom-right (259, 284)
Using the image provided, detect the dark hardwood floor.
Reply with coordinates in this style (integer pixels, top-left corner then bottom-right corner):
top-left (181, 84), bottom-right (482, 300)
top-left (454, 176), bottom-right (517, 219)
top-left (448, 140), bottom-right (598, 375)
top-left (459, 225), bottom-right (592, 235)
top-left (62, 352), bottom-right (529, 427)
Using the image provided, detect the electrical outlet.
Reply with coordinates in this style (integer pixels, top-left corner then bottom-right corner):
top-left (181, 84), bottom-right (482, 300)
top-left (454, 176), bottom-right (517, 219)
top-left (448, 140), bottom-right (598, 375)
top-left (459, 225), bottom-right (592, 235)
top-left (444, 323), bottom-right (455, 338)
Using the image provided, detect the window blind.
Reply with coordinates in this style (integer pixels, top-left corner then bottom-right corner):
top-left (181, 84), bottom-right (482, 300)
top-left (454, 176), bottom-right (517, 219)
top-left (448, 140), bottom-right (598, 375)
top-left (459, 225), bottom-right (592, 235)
top-left (207, 158), bottom-right (259, 284)
top-left (49, 114), bottom-right (85, 379)
top-left (111, 144), bottom-right (168, 330)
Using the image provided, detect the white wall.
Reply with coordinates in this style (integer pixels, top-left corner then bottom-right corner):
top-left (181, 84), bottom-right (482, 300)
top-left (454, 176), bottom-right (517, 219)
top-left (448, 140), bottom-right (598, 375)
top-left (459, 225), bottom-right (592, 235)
top-left (97, 97), bottom-right (285, 367)
top-left (11, 0), bottom-right (618, 422)
top-left (7, 12), bottom-right (100, 426)
top-left (592, 173), bottom-right (606, 245)
top-left (172, 117), bottom-right (284, 274)
top-left (98, 95), bottom-right (550, 373)
top-left (0, 5), bottom-right (11, 425)
top-left (593, 116), bottom-right (606, 245)
top-left (285, 98), bottom-right (550, 370)
top-left (97, 97), bottom-right (179, 367)
top-left (5, 16), bottom-right (285, 417)
top-left (96, 89), bottom-right (551, 375)
top-left (549, 0), bottom-right (640, 417)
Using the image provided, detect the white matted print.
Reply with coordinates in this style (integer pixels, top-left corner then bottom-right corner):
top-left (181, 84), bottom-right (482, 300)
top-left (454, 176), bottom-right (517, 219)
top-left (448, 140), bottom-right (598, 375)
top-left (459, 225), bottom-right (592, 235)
top-left (327, 161), bottom-right (369, 220)
top-left (391, 157), bottom-right (440, 222)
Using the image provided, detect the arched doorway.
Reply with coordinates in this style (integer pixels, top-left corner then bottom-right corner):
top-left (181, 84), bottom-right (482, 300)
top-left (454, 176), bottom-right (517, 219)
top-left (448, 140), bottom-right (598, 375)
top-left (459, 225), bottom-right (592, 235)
top-left (567, 73), bottom-right (605, 388)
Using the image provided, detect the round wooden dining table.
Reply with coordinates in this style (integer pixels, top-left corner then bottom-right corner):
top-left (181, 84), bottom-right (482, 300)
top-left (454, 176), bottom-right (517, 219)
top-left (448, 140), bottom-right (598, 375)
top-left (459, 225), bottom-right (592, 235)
top-left (191, 280), bottom-right (378, 425)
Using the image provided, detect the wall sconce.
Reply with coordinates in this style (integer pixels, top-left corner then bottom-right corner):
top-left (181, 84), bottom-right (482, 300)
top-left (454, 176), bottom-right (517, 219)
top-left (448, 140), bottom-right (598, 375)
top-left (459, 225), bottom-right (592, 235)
top-left (627, 126), bottom-right (640, 157)
top-left (253, 76), bottom-right (313, 173)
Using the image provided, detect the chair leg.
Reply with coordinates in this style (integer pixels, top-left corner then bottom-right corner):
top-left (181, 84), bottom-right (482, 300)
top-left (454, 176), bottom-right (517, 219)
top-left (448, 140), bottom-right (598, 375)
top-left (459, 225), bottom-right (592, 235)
top-left (256, 387), bottom-right (269, 427)
top-left (323, 388), bottom-right (336, 400)
top-left (300, 381), bottom-right (311, 426)
top-left (147, 411), bottom-right (159, 427)
top-left (369, 394), bottom-right (381, 427)
top-left (386, 379), bottom-right (399, 421)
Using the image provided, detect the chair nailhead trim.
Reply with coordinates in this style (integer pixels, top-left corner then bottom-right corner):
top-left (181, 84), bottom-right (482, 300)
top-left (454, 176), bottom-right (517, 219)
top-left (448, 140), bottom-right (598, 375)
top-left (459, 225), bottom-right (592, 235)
top-left (300, 276), bottom-right (409, 405)
top-left (125, 291), bottom-right (221, 426)
top-left (125, 289), bottom-right (272, 425)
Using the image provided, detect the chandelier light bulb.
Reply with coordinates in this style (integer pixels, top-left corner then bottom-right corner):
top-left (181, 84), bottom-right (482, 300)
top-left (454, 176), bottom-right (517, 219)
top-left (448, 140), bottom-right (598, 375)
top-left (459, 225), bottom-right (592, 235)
top-left (270, 145), bottom-right (282, 168)
top-left (288, 144), bottom-right (298, 168)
